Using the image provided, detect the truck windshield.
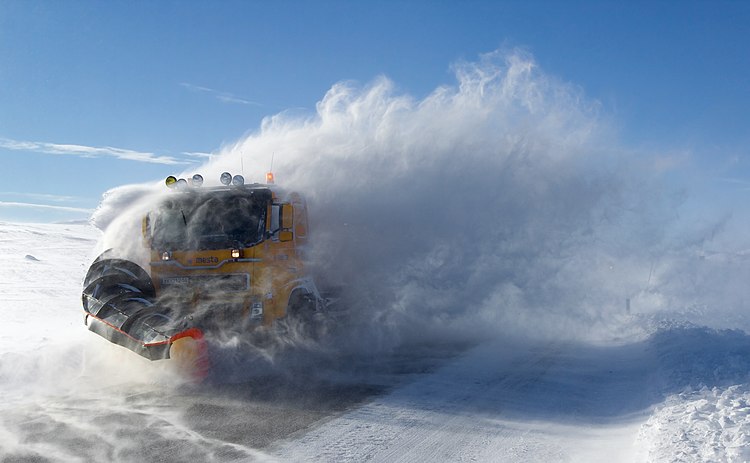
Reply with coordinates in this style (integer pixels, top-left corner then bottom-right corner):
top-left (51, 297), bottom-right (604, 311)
top-left (149, 189), bottom-right (268, 250)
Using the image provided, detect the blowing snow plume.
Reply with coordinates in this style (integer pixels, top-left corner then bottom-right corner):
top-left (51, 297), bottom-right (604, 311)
top-left (92, 50), bottom-right (746, 362)
top-left (194, 50), bottom-right (677, 348)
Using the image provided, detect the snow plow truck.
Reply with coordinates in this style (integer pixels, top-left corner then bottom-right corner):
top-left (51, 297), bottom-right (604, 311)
top-left (81, 172), bottom-right (325, 378)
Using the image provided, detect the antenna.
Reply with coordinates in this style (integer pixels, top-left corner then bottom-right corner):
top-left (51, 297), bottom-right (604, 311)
top-left (269, 152), bottom-right (275, 172)
top-left (240, 150), bottom-right (245, 176)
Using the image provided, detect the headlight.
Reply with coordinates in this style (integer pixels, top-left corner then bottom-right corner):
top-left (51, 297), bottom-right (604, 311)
top-left (161, 251), bottom-right (171, 261)
top-left (231, 248), bottom-right (241, 258)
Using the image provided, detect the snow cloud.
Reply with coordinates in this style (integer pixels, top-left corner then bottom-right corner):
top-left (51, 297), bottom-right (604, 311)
top-left (185, 50), bottom-right (628, 345)
top-left (95, 50), bottom-right (749, 350)
top-left (194, 50), bottom-right (747, 345)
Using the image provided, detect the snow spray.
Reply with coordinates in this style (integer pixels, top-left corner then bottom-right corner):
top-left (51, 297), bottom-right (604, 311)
top-left (93, 50), bottom-right (750, 359)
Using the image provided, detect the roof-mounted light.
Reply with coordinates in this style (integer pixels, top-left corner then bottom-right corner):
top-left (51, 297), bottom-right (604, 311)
top-left (176, 178), bottom-right (188, 188)
top-left (266, 172), bottom-right (275, 184)
top-left (191, 174), bottom-right (204, 187)
top-left (165, 176), bottom-right (177, 188)
top-left (220, 172), bottom-right (232, 185)
top-left (232, 175), bottom-right (245, 186)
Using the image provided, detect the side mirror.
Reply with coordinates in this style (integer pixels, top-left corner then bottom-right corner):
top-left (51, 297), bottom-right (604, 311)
top-left (278, 230), bottom-right (293, 242)
top-left (280, 203), bottom-right (294, 229)
top-left (141, 215), bottom-right (153, 247)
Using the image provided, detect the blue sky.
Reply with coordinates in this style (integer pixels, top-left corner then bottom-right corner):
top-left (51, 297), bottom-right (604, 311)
top-left (0, 0), bottom-right (748, 223)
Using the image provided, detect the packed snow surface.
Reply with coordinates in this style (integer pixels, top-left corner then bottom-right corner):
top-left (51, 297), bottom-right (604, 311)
top-left (275, 329), bottom-right (750, 462)
top-left (1, 222), bottom-right (750, 462)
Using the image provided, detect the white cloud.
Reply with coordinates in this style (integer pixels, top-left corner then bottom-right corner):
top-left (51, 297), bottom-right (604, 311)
top-left (0, 201), bottom-right (93, 213)
top-left (181, 151), bottom-right (213, 159)
top-left (179, 82), bottom-right (261, 106)
top-left (0, 137), bottom-right (190, 165)
top-left (0, 192), bottom-right (83, 203)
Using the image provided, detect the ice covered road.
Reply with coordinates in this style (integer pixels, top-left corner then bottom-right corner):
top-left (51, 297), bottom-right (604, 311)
top-left (2, 222), bottom-right (750, 462)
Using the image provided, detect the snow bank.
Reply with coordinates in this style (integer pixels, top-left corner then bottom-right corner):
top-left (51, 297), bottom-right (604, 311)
top-left (635, 325), bottom-right (750, 462)
top-left (638, 385), bottom-right (750, 462)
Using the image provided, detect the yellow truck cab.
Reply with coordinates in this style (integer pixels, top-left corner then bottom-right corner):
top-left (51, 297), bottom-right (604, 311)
top-left (81, 172), bottom-right (324, 370)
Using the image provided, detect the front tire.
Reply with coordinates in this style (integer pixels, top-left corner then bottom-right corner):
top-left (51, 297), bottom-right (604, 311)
top-left (285, 291), bottom-right (321, 340)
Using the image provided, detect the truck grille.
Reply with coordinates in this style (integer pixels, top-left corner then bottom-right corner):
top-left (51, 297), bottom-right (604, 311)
top-left (159, 273), bottom-right (249, 292)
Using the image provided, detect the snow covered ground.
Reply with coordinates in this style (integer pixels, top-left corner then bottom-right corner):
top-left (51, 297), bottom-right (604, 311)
top-left (2, 222), bottom-right (750, 462)
top-left (274, 328), bottom-right (750, 462)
